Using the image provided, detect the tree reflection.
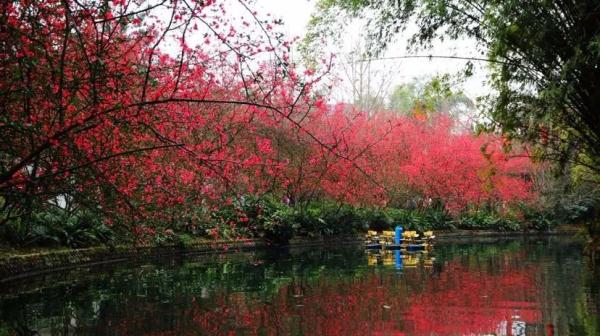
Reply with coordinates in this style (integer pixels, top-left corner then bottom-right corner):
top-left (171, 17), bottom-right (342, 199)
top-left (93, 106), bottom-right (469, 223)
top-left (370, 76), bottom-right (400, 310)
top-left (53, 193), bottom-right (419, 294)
top-left (0, 240), bottom-right (597, 335)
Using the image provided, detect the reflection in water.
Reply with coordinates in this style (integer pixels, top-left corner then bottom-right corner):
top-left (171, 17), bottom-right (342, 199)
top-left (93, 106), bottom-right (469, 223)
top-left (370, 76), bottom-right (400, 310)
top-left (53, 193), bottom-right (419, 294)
top-left (0, 238), bottom-right (598, 335)
top-left (366, 250), bottom-right (435, 269)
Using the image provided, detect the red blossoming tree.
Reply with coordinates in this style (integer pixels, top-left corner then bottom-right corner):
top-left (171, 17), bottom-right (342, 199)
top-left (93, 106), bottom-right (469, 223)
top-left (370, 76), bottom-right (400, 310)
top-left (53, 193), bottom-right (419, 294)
top-left (0, 0), bottom-right (331, 238)
top-left (0, 0), bottom-right (537, 244)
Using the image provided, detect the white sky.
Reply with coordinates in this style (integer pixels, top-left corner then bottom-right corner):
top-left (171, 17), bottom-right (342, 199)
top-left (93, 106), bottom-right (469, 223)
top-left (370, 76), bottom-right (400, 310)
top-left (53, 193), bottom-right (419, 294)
top-left (252, 0), bottom-right (314, 38)
top-left (252, 0), bottom-right (492, 103)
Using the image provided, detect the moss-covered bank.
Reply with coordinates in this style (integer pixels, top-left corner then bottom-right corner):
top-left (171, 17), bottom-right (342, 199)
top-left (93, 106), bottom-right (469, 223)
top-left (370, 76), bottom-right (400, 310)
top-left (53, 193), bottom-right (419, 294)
top-left (0, 235), bottom-right (365, 283)
top-left (1, 227), bottom-right (586, 283)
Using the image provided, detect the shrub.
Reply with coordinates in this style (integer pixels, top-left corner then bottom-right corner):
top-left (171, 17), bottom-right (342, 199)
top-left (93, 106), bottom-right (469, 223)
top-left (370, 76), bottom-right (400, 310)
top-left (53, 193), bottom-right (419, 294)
top-left (27, 208), bottom-right (113, 248)
top-left (457, 210), bottom-right (523, 231)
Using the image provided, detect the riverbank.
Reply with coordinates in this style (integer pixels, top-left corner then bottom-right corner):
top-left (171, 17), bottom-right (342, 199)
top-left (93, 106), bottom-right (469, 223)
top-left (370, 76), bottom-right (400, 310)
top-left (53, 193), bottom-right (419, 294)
top-left (0, 235), bottom-right (365, 282)
top-left (434, 225), bottom-right (585, 241)
top-left (0, 226), bottom-right (586, 283)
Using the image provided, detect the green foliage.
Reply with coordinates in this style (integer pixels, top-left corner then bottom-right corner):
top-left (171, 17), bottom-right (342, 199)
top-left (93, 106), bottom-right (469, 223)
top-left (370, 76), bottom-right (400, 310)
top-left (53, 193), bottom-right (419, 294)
top-left (0, 207), bottom-right (113, 248)
top-left (457, 210), bottom-right (521, 232)
top-left (256, 202), bottom-right (295, 244)
top-left (204, 196), bottom-right (370, 244)
top-left (388, 74), bottom-right (473, 116)
top-left (520, 208), bottom-right (552, 231)
top-left (175, 233), bottom-right (196, 249)
top-left (387, 82), bottom-right (418, 113)
top-left (385, 207), bottom-right (454, 231)
top-left (526, 198), bottom-right (597, 231)
top-left (555, 198), bottom-right (597, 226)
top-left (249, 199), bottom-right (365, 243)
top-left (0, 193), bottom-right (569, 249)
top-left (0, 325), bottom-right (10, 336)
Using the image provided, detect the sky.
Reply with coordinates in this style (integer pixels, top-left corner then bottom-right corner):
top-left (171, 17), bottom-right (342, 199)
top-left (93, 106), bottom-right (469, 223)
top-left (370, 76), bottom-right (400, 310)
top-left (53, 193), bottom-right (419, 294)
top-left (251, 0), bottom-right (492, 104)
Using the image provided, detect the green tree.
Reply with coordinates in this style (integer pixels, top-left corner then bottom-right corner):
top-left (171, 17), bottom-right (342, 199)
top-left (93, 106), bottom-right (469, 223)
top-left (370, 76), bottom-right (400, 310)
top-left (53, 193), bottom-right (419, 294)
top-left (387, 82), bottom-right (418, 114)
top-left (387, 75), bottom-right (475, 128)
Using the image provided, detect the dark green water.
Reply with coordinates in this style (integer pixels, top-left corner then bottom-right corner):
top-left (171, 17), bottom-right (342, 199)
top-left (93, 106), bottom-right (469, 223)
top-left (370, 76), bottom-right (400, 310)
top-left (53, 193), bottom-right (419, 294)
top-left (0, 237), bottom-right (598, 335)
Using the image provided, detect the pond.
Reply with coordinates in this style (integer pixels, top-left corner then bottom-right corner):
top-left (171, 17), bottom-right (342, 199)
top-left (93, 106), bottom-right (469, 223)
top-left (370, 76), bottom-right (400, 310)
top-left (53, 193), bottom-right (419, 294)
top-left (0, 237), bottom-right (598, 335)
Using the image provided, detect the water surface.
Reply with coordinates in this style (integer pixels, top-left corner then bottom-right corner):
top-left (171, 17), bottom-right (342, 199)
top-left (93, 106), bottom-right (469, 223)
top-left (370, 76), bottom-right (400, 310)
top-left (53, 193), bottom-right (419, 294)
top-left (0, 237), bottom-right (598, 335)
